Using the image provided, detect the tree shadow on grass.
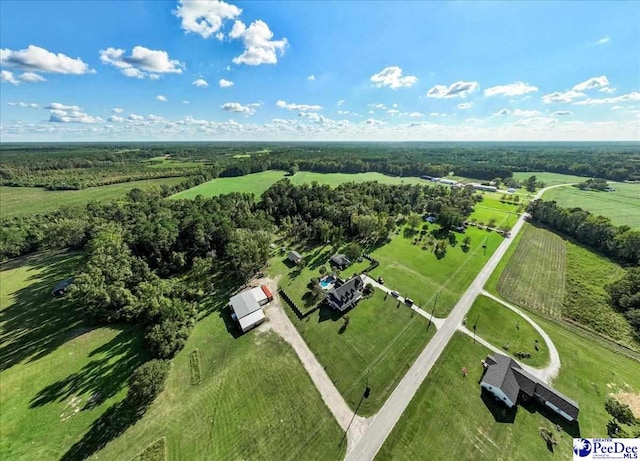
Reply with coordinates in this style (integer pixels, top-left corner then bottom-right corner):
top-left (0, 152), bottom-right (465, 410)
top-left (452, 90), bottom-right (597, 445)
top-left (0, 251), bottom-right (85, 372)
top-left (29, 326), bottom-right (146, 408)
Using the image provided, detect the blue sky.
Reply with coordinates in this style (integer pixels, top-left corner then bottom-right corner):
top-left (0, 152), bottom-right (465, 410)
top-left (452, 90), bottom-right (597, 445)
top-left (1, 0), bottom-right (639, 141)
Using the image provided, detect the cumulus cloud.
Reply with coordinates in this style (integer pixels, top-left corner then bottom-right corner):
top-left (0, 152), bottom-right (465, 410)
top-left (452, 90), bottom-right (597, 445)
top-left (8, 102), bottom-right (39, 108)
top-left (219, 78), bottom-right (234, 87)
top-left (484, 81), bottom-right (538, 97)
top-left (276, 100), bottom-right (322, 111)
top-left (407, 112), bottom-right (424, 117)
top-left (387, 109), bottom-right (400, 115)
top-left (573, 92), bottom-right (640, 105)
top-left (46, 102), bottom-right (82, 111)
top-left (308, 74), bottom-right (315, 81)
top-left (551, 111), bottom-right (573, 116)
top-left (100, 46), bottom-right (184, 79)
top-left (457, 102), bottom-right (473, 109)
top-left (370, 66), bottom-right (417, 89)
top-left (112, 107), bottom-right (124, 113)
top-left (599, 87), bottom-right (616, 94)
top-left (0, 45), bottom-right (93, 74)
top-left (597, 36), bottom-right (610, 44)
top-left (542, 90), bottom-right (585, 104)
top-left (1, 70), bottom-right (46, 84)
top-left (128, 114), bottom-right (145, 121)
top-left (156, 95), bottom-right (167, 102)
top-left (173, 0), bottom-right (242, 39)
top-left (193, 78), bottom-right (209, 87)
top-left (494, 108), bottom-right (511, 116)
top-left (427, 81), bottom-right (478, 98)
top-left (494, 108), bottom-right (541, 117)
top-left (108, 115), bottom-right (124, 123)
top-left (221, 102), bottom-right (257, 115)
top-left (230, 20), bottom-right (288, 65)
top-left (337, 99), bottom-right (345, 106)
top-left (572, 75), bottom-right (609, 91)
top-left (49, 109), bottom-right (102, 124)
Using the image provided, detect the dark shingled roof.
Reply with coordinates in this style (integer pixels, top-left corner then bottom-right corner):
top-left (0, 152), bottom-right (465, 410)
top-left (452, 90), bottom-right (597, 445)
top-left (482, 353), bottom-right (579, 420)
top-left (326, 276), bottom-right (364, 311)
top-left (330, 254), bottom-right (351, 267)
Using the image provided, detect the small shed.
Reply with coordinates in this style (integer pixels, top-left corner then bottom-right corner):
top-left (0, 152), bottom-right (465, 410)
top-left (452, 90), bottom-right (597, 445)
top-left (287, 251), bottom-right (302, 264)
top-left (52, 278), bottom-right (74, 297)
top-left (330, 254), bottom-right (351, 269)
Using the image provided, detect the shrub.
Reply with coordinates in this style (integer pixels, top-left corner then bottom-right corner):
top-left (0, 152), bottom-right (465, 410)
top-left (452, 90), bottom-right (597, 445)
top-left (127, 360), bottom-right (170, 409)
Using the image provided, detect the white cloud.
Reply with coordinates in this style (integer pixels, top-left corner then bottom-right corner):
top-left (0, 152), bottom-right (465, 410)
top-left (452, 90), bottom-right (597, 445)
top-left (18, 72), bottom-right (46, 83)
top-left (1, 70), bottom-right (19, 85)
top-left (156, 95), bottom-right (167, 102)
top-left (597, 36), bottom-right (610, 44)
top-left (8, 102), bottom-right (39, 108)
top-left (611, 106), bottom-right (624, 110)
top-left (363, 118), bottom-right (385, 126)
top-left (230, 20), bottom-right (288, 66)
top-left (221, 102), bottom-right (257, 115)
top-left (193, 78), bottom-right (209, 87)
top-left (494, 108), bottom-right (541, 117)
top-left (173, 0), bottom-right (242, 39)
top-left (99, 46), bottom-right (184, 79)
top-left (183, 100), bottom-right (190, 104)
top-left (46, 102), bottom-right (82, 111)
top-left (573, 92), bottom-right (640, 105)
top-left (112, 107), bottom-right (124, 113)
top-left (407, 112), bottom-right (424, 118)
top-left (551, 111), bottom-right (573, 116)
top-left (0, 45), bottom-right (93, 74)
top-left (599, 87), bottom-right (616, 94)
top-left (219, 78), bottom-right (234, 88)
top-left (128, 114), bottom-right (145, 121)
top-left (308, 74), bottom-right (315, 81)
top-left (1, 70), bottom-right (46, 84)
top-left (367, 103), bottom-right (386, 110)
top-left (108, 115), bottom-right (124, 123)
top-left (457, 102), bottom-right (473, 109)
top-left (572, 75), bottom-right (609, 91)
top-left (427, 81), bottom-right (478, 98)
top-left (542, 90), bottom-right (585, 103)
top-left (387, 109), bottom-right (400, 115)
top-left (49, 109), bottom-right (102, 124)
top-left (337, 99), bottom-right (345, 106)
top-left (484, 81), bottom-right (538, 97)
top-left (370, 66), bottom-right (417, 89)
top-left (276, 100), bottom-right (322, 111)
top-left (430, 112), bottom-right (446, 117)
top-left (494, 108), bottom-right (511, 116)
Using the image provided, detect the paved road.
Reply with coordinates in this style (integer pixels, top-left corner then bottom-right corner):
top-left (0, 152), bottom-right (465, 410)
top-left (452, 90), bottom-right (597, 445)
top-left (345, 185), bottom-right (557, 461)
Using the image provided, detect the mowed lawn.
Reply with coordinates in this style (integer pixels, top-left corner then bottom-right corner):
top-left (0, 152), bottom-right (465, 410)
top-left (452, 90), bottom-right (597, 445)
top-left (95, 295), bottom-right (345, 461)
top-left (468, 194), bottom-right (522, 230)
top-left (467, 295), bottom-right (549, 368)
top-left (0, 251), bottom-right (147, 461)
top-left (543, 182), bottom-right (640, 228)
top-left (1, 177), bottom-right (187, 218)
top-left (512, 171), bottom-right (590, 186)
top-left (377, 325), bottom-right (640, 461)
top-left (171, 170), bottom-right (428, 200)
top-left (369, 225), bottom-right (504, 317)
top-left (284, 290), bottom-right (435, 416)
top-left (496, 224), bottom-right (566, 318)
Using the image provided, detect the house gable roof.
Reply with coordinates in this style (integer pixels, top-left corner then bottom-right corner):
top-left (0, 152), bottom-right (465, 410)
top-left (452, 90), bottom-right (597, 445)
top-left (330, 254), bottom-right (350, 267)
top-left (326, 275), bottom-right (364, 311)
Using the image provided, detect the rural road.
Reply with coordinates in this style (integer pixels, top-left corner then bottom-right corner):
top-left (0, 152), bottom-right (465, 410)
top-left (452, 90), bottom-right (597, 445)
top-left (345, 184), bottom-right (558, 461)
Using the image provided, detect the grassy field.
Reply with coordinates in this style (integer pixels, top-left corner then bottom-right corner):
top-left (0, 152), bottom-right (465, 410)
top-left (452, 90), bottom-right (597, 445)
top-left (267, 245), bottom-right (371, 311)
top-left (282, 290), bottom-right (435, 416)
top-left (543, 183), bottom-right (640, 228)
top-left (368, 225), bottom-right (504, 317)
top-left (1, 177), bottom-right (187, 218)
top-left (512, 171), bottom-right (590, 186)
top-left (491, 223), bottom-right (638, 350)
top-left (496, 224), bottom-right (566, 318)
top-left (377, 323), bottom-right (640, 461)
top-left (94, 295), bottom-right (345, 460)
top-left (171, 170), bottom-right (429, 200)
top-left (0, 251), bottom-right (148, 460)
top-left (467, 295), bottom-right (549, 368)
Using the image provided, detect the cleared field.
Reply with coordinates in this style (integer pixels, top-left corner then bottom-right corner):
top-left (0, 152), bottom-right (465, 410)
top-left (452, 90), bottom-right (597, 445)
top-left (94, 295), bottom-right (345, 460)
top-left (369, 225), bottom-right (504, 317)
top-left (467, 295), bottom-right (549, 367)
top-left (1, 177), bottom-right (187, 218)
top-left (512, 171), bottom-right (589, 186)
top-left (282, 290), bottom-right (435, 416)
top-left (0, 251), bottom-right (147, 460)
top-left (171, 170), bottom-right (428, 200)
top-left (496, 224), bottom-right (566, 318)
top-left (543, 183), bottom-right (640, 228)
top-left (377, 320), bottom-right (640, 460)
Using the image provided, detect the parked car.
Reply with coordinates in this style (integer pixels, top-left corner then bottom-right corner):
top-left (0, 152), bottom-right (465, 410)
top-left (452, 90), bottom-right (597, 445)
top-left (378, 277), bottom-right (384, 284)
top-left (404, 298), bottom-right (414, 306)
top-left (390, 290), bottom-right (400, 298)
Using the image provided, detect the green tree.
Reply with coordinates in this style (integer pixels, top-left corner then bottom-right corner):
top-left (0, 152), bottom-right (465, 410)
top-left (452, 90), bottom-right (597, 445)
top-left (605, 396), bottom-right (637, 426)
top-left (407, 213), bottom-right (421, 230)
top-left (437, 207), bottom-right (463, 232)
top-left (345, 241), bottom-right (363, 261)
top-left (225, 229), bottom-right (271, 281)
top-left (524, 175), bottom-right (538, 193)
top-left (127, 360), bottom-right (170, 409)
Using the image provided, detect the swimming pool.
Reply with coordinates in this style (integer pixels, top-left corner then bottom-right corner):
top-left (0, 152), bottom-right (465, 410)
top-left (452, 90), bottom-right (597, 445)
top-left (320, 275), bottom-right (336, 289)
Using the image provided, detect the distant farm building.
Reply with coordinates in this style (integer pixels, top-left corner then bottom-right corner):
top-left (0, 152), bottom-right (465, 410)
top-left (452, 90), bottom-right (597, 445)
top-left (507, 187), bottom-right (517, 194)
top-left (52, 278), bottom-right (74, 297)
top-left (330, 253), bottom-right (351, 270)
top-left (326, 275), bottom-right (365, 312)
top-left (229, 285), bottom-right (273, 332)
top-left (287, 251), bottom-right (303, 264)
top-left (481, 354), bottom-right (579, 422)
top-left (436, 178), bottom-right (458, 186)
top-left (471, 183), bottom-right (498, 193)
top-left (423, 215), bottom-right (437, 223)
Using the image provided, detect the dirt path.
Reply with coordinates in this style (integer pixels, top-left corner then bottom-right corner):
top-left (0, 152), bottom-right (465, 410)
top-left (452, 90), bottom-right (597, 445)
top-left (256, 277), bottom-right (369, 447)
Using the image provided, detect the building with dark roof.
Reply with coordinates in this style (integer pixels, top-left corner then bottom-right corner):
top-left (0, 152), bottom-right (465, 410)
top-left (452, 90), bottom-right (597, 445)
top-left (481, 354), bottom-right (579, 422)
top-left (52, 278), bottom-right (74, 297)
top-left (330, 254), bottom-right (351, 270)
top-left (287, 251), bottom-right (302, 264)
top-left (326, 275), bottom-right (365, 312)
